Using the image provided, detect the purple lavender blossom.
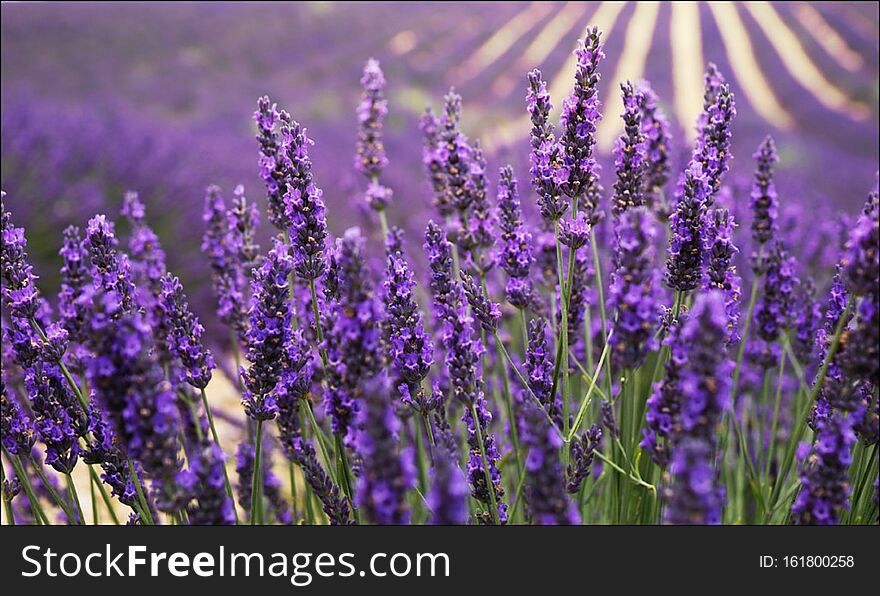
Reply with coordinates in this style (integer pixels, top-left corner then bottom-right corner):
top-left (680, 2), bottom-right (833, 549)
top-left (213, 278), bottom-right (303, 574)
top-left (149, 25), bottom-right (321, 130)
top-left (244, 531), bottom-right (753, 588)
top-left (791, 410), bottom-right (856, 525)
top-left (234, 442), bottom-right (292, 524)
top-left (254, 96), bottom-right (288, 230)
top-left (121, 191), bottom-right (167, 316)
top-left (841, 189), bottom-right (879, 297)
top-left (559, 211), bottom-right (591, 249)
top-left (420, 108), bottom-right (453, 218)
top-left (202, 186), bottom-right (247, 337)
top-left (526, 319), bottom-right (562, 427)
top-left (693, 63), bottom-right (735, 198)
top-left (1, 195), bottom-right (40, 319)
top-left (754, 242), bottom-right (799, 344)
top-left (601, 399), bottom-right (620, 441)
top-left (559, 26), bottom-right (604, 210)
top-left (460, 269), bottom-right (500, 332)
top-left (58, 225), bottom-right (92, 345)
top-left (82, 405), bottom-right (143, 511)
top-left (750, 136), bottom-right (779, 254)
top-left (464, 140), bottom-right (494, 254)
top-left (609, 207), bottom-right (660, 369)
top-left (1, 379), bottom-right (35, 456)
top-left (463, 393), bottom-right (507, 524)
top-left (87, 309), bottom-right (183, 511)
top-left (158, 273), bottom-right (215, 390)
top-left (527, 69), bottom-right (566, 222)
top-left (241, 237), bottom-right (293, 421)
top-left (356, 373), bottom-right (414, 524)
top-left (566, 424), bottom-right (602, 494)
top-left (792, 278), bottom-right (822, 366)
top-left (428, 425), bottom-right (469, 525)
top-left (355, 58), bottom-right (389, 180)
top-left (496, 166), bottom-right (534, 309)
top-left (520, 399), bottom-right (579, 524)
top-left (839, 289), bottom-right (878, 387)
top-left (662, 437), bottom-right (724, 525)
top-left (703, 208), bottom-right (741, 345)
top-left (611, 81), bottom-right (645, 216)
top-left (436, 90), bottom-right (473, 215)
top-left (226, 185), bottom-right (261, 275)
top-left (182, 443), bottom-right (236, 525)
top-left (280, 115), bottom-right (328, 281)
top-left (85, 214), bottom-right (136, 315)
top-left (384, 250), bottom-right (434, 386)
top-left (638, 81), bottom-right (671, 218)
top-left (666, 161), bottom-right (711, 292)
top-left (323, 228), bottom-right (383, 443)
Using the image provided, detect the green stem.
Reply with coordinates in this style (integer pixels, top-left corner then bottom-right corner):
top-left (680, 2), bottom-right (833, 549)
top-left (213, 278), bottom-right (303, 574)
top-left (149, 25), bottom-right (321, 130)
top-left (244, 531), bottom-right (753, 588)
top-left (569, 329), bottom-right (613, 441)
top-left (127, 460), bottom-right (154, 525)
top-left (65, 472), bottom-right (86, 525)
top-left (763, 348), bottom-right (787, 481)
top-left (28, 457), bottom-right (80, 524)
top-left (377, 208), bottom-right (390, 240)
top-left (251, 419), bottom-right (264, 525)
top-left (200, 388), bottom-right (239, 523)
top-left (593, 450), bottom-right (655, 493)
top-left (89, 465), bottom-right (120, 525)
top-left (590, 237), bottom-right (612, 400)
top-left (553, 221), bottom-right (571, 438)
top-left (7, 452), bottom-right (49, 524)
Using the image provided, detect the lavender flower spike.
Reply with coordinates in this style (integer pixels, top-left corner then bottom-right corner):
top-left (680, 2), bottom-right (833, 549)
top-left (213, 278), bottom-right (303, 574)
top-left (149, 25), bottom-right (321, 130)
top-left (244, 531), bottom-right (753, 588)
top-left (356, 373), bottom-right (414, 524)
top-left (750, 136), bottom-right (779, 251)
top-left (428, 426), bottom-right (469, 525)
top-left (1, 194), bottom-right (40, 319)
top-left (460, 269), bottom-right (501, 333)
top-left (527, 69), bottom-right (566, 222)
top-left (609, 207), bottom-right (661, 370)
top-left (566, 424), bottom-right (602, 494)
top-left (703, 208), bottom-right (742, 345)
top-left (241, 237), bottom-right (293, 421)
top-left (694, 63), bottom-right (735, 198)
top-left (85, 214), bottom-right (136, 315)
top-left (520, 399), bottom-right (580, 524)
top-left (280, 116), bottom-right (328, 281)
top-left (384, 250), bottom-right (434, 385)
top-left (791, 410), bottom-right (856, 525)
top-left (1, 379), bottom-right (35, 456)
top-left (496, 166), bottom-right (534, 309)
top-left (611, 81), bottom-right (646, 217)
top-left (638, 81), bottom-right (672, 218)
top-left (254, 96), bottom-right (288, 230)
top-left (355, 58), bottom-right (389, 179)
top-left (58, 225), bottom-right (92, 345)
top-left (559, 26), bottom-right (604, 212)
top-left (158, 273), bottom-right (216, 390)
top-left (666, 161), bottom-right (711, 293)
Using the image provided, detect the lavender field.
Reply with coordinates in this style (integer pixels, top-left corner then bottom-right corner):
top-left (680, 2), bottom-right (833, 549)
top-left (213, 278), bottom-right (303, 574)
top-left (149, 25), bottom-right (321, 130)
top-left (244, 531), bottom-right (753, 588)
top-left (1, 2), bottom-right (878, 525)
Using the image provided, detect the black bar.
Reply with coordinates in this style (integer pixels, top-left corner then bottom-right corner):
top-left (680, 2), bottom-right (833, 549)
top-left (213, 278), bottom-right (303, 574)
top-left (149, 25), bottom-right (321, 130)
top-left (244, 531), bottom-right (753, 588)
top-left (3, 526), bottom-right (878, 591)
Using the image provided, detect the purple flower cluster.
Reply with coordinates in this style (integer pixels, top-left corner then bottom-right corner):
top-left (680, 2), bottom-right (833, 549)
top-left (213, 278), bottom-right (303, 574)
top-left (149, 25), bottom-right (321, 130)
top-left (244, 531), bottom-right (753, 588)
top-left (526, 319), bottom-right (562, 427)
top-left (754, 242), bottom-right (799, 345)
top-left (526, 69), bottom-right (566, 222)
top-left (383, 250), bottom-right (434, 386)
top-left (693, 63), bottom-right (736, 198)
top-left (750, 136), bottom-right (779, 253)
top-left (58, 225), bottom-right (92, 346)
top-left (519, 399), bottom-right (579, 524)
top-left (427, 425), bottom-right (469, 525)
top-left (181, 443), bottom-right (235, 525)
top-left (666, 162), bottom-right (712, 292)
top-left (609, 207), bottom-right (660, 370)
top-left (241, 237), bottom-right (293, 421)
top-left (566, 424), bottom-right (602, 494)
top-left (356, 373), bottom-right (414, 524)
top-left (323, 228), bottom-right (383, 442)
top-left (496, 166), bottom-right (534, 309)
top-left (638, 81), bottom-right (672, 219)
top-left (87, 310), bottom-right (183, 511)
top-left (703, 208), bottom-right (742, 344)
top-left (1, 193), bottom-right (40, 318)
top-left (158, 274), bottom-right (215, 390)
top-left (463, 394), bottom-right (507, 524)
top-left (661, 291), bottom-right (731, 524)
top-left (355, 58), bottom-right (389, 180)
top-left (791, 410), bottom-right (856, 525)
top-left (611, 81), bottom-right (645, 216)
top-left (559, 26), bottom-right (604, 208)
